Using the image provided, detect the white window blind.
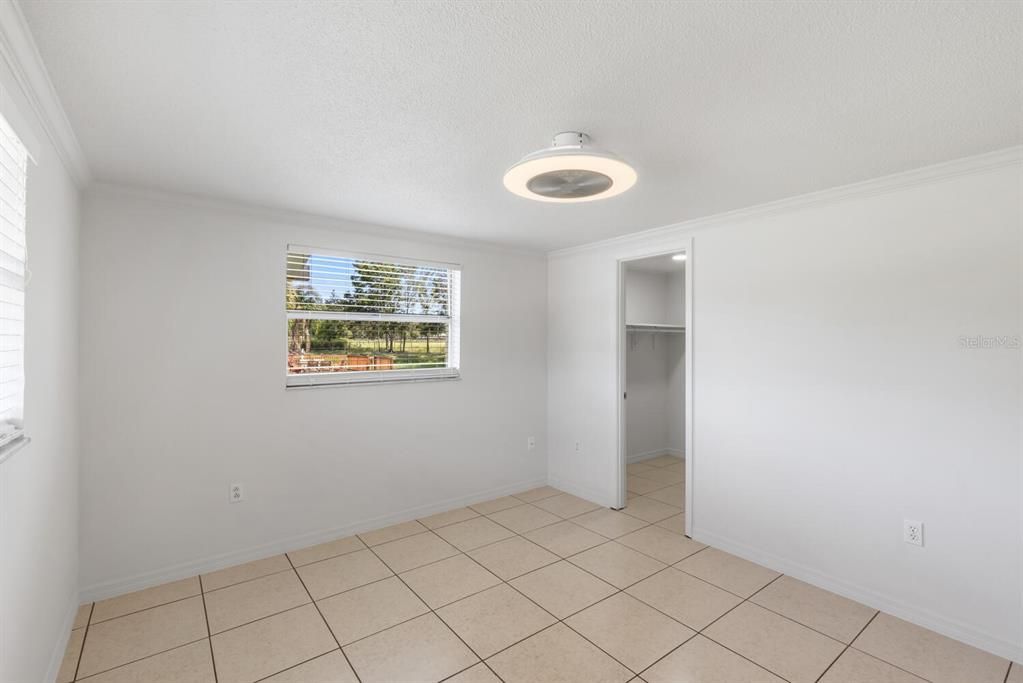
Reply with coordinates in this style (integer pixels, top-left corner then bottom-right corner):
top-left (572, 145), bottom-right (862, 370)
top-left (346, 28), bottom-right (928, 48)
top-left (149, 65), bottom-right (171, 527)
top-left (0, 114), bottom-right (26, 446)
top-left (286, 246), bottom-right (461, 386)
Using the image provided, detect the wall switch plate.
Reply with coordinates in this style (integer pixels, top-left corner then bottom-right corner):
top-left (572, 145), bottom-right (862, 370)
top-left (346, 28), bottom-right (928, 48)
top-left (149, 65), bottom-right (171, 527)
top-left (903, 519), bottom-right (923, 546)
top-left (229, 483), bottom-right (244, 503)
top-left (527, 436), bottom-right (536, 451)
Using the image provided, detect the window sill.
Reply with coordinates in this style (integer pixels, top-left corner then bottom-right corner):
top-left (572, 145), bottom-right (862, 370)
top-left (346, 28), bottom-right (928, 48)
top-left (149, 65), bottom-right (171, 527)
top-left (0, 436), bottom-right (30, 466)
top-left (286, 369), bottom-right (461, 389)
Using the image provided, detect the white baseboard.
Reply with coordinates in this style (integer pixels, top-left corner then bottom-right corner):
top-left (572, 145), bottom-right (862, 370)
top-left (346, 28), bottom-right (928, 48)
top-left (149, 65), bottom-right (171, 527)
top-left (80, 477), bottom-right (546, 603)
top-left (692, 527), bottom-right (1023, 663)
top-left (627, 448), bottom-right (685, 464)
top-left (547, 475), bottom-right (615, 509)
top-left (44, 592), bottom-right (79, 683)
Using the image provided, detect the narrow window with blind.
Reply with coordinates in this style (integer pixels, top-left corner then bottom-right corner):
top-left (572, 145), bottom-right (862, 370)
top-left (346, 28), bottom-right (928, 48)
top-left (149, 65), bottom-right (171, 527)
top-left (286, 246), bottom-right (461, 386)
top-left (0, 113), bottom-right (27, 447)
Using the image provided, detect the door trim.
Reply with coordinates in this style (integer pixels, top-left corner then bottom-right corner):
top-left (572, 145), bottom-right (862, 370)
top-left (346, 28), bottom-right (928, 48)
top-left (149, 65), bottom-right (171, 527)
top-left (616, 238), bottom-right (694, 537)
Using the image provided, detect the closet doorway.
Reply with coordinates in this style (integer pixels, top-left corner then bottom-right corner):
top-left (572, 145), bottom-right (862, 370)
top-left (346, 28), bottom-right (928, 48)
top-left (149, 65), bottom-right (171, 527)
top-left (616, 246), bottom-right (693, 537)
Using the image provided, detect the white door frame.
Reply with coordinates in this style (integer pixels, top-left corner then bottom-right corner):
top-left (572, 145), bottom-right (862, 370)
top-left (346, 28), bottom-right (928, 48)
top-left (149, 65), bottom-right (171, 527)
top-left (616, 238), bottom-right (694, 537)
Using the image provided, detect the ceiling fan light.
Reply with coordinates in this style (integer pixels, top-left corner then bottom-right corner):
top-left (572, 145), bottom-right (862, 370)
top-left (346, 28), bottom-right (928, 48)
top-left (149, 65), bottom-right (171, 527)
top-left (503, 132), bottom-right (637, 203)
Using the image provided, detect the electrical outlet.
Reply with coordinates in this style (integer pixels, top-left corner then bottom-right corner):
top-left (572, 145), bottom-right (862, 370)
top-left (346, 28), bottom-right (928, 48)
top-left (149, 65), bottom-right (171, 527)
top-left (574, 441), bottom-right (581, 452)
top-left (229, 483), bottom-right (244, 504)
top-left (903, 519), bottom-right (923, 546)
top-left (527, 436), bottom-right (536, 451)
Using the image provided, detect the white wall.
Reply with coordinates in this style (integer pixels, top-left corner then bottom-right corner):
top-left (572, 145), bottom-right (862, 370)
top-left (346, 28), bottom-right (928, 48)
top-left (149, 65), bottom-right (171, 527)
top-left (78, 186), bottom-right (548, 597)
top-left (624, 269), bottom-right (674, 325)
top-left (0, 49), bottom-right (81, 683)
top-left (548, 152), bottom-right (1023, 661)
top-left (625, 329), bottom-right (670, 459)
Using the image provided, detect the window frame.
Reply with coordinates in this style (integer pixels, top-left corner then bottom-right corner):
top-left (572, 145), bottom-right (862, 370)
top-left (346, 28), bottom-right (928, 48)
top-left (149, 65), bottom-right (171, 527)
top-left (0, 108), bottom-right (28, 454)
top-left (285, 245), bottom-right (461, 388)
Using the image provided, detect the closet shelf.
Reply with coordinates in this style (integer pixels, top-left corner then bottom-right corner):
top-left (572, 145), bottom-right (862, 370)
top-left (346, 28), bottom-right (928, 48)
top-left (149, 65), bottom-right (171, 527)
top-left (626, 323), bottom-right (685, 333)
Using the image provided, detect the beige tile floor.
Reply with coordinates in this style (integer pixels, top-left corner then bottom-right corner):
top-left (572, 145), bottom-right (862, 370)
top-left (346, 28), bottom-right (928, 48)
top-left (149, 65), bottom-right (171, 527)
top-left (57, 456), bottom-right (1018, 683)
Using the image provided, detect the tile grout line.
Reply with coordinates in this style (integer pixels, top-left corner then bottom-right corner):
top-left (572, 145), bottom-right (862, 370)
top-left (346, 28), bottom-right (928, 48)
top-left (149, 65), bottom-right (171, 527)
top-left (68, 483), bottom-right (683, 682)
top-left (202, 597), bottom-right (315, 639)
top-left (740, 579), bottom-right (876, 648)
top-left (197, 576), bottom-right (219, 683)
top-left (551, 548), bottom-right (744, 677)
top-left (428, 499), bottom-right (575, 683)
top-left (310, 543), bottom-right (548, 650)
top-left (657, 567), bottom-right (893, 683)
top-left (357, 521), bottom-right (431, 548)
top-left (359, 508), bottom-right (658, 678)
top-left (257, 492), bottom-right (681, 603)
top-left (202, 564), bottom-right (295, 594)
top-left (86, 590), bottom-right (203, 628)
top-left (285, 551), bottom-right (363, 683)
top-left (811, 610), bottom-right (881, 683)
top-left (193, 567), bottom-right (333, 640)
top-left (296, 569), bottom-right (397, 605)
top-left (304, 540), bottom-right (563, 651)
top-left (84, 482), bottom-right (659, 681)
top-left (842, 646), bottom-right (938, 682)
top-left (475, 518), bottom-right (717, 678)
top-left (630, 476), bottom-right (685, 490)
top-left (304, 535), bottom-right (574, 655)
top-left (634, 571), bottom-right (798, 683)
top-left (360, 531), bottom-right (503, 681)
top-left (71, 602), bottom-right (94, 682)
top-left (244, 497), bottom-right (550, 683)
top-left (103, 478), bottom-right (929, 683)
top-left (84, 478), bottom-right (934, 683)
top-left (418, 504), bottom-right (703, 678)
top-left (72, 637), bottom-right (211, 681)
top-left (248, 654), bottom-right (334, 683)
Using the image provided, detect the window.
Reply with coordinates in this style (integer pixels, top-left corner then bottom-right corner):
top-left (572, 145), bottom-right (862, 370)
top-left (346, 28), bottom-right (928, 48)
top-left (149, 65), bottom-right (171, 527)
top-left (0, 113), bottom-right (27, 447)
top-left (286, 246), bottom-right (460, 386)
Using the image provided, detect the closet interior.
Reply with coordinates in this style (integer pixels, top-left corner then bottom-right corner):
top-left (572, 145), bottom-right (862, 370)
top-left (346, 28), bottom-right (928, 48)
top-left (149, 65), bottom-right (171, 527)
top-left (623, 253), bottom-right (686, 519)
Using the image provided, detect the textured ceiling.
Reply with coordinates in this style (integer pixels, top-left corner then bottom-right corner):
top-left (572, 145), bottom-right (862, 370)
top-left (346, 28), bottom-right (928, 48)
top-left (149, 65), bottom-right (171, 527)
top-left (22, 1), bottom-right (1023, 250)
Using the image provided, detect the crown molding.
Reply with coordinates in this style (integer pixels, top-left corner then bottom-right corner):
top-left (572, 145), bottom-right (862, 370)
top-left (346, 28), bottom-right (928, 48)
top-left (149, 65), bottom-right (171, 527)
top-left (549, 145), bottom-right (1023, 259)
top-left (0, 0), bottom-right (90, 186)
top-left (87, 181), bottom-right (547, 258)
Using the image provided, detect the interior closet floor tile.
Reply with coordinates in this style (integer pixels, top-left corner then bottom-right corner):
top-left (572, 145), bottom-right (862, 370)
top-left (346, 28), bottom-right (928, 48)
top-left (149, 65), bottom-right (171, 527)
top-left (654, 512), bottom-right (686, 533)
top-left (641, 483), bottom-right (684, 506)
top-left (67, 484), bottom-right (1011, 683)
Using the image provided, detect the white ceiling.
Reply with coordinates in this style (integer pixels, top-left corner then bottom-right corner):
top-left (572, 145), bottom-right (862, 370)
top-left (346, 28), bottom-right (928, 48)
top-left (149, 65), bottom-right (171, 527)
top-left (22, 1), bottom-right (1022, 251)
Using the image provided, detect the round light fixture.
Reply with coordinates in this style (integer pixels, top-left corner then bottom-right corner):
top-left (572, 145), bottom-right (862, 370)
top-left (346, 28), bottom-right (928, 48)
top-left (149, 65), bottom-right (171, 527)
top-left (672, 253), bottom-right (686, 261)
top-left (503, 132), bottom-right (637, 203)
